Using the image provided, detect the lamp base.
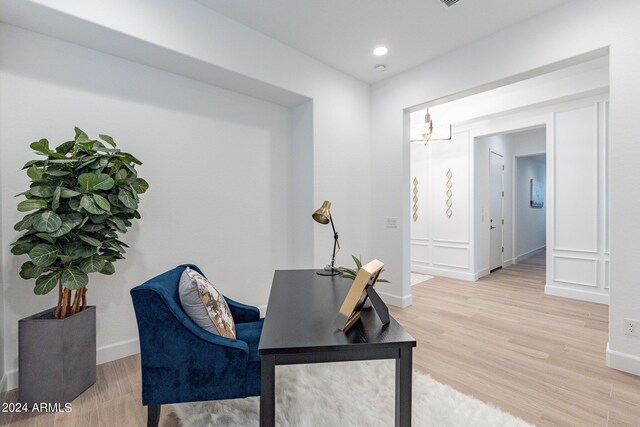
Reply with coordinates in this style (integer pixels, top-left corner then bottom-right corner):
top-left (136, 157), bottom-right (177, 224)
top-left (317, 269), bottom-right (341, 276)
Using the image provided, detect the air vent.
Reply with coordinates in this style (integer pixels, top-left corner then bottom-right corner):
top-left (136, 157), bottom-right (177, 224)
top-left (440, 0), bottom-right (462, 7)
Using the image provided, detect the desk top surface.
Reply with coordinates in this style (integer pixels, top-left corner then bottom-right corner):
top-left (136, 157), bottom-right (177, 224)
top-left (258, 269), bottom-right (416, 355)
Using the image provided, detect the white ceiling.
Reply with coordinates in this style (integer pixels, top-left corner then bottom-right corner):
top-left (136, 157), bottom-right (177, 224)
top-left (196, 0), bottom-right (572, 83)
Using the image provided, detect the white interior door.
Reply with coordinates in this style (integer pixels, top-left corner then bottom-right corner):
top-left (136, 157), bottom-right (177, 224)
top-left (490, 151), bottom-right (504, 271)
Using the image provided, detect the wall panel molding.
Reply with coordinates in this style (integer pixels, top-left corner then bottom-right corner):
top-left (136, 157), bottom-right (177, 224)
top-left (552, 255), bottom-right (598, 287)
top-left (433, 245), bottom-right (469, 269)
top-left (552, 105), bottom-right (599, 253)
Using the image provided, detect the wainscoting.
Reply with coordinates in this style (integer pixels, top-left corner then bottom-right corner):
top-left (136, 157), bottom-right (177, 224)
top-left (547, 101), bottom-right (610, 304)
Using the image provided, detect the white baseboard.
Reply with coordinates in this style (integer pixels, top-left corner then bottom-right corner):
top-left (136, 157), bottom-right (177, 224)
top-left (545, 284), bottom-right (609, 305)
top-left (474, 268), bottom-right (490, 280)
top-left (606, 342), bottom-right (640, 376)
top-left (412, 265), bottom-right (476, 282)
top-left (258, 305), bottom-right (268, 317)
top-left (377, 291), bottom-right (412, 308)
top-left (4, 369), bottom-right (17, 393)
top-left (96, 337), bottom-right (140, 365)
top-left (503, 258), bottom-right (514, 268)
top-left (515, 245), bottom-right (546, 263)
top-left (2, 337), bottom-right (141, 393)
top-left (0, 373), bottom-right (7, 401)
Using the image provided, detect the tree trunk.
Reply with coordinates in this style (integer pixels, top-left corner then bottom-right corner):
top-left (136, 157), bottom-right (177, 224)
top-left (81, 288), bottom-right (87, 311)
top-left (53, 281), bottom-right (63, 319)
top-left (60, 288), bottom-right (70, 319)
top-left (70, 290), bottom-right (79, 316)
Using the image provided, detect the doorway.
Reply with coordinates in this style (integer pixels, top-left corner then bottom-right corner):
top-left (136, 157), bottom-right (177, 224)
top-left (474, 126), bottom-right (547, 277)
top-left (489, 151), bottom-right (504, 272)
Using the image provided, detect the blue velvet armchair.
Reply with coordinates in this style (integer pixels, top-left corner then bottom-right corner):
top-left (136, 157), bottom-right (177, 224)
top-left (130, 264), bottom-right (263, 427)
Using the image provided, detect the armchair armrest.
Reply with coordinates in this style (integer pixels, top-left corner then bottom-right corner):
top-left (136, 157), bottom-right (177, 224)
top-left (225, 296), bottom-right (261, 323)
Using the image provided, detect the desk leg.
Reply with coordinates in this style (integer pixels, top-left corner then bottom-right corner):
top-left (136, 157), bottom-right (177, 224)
top-left (260, 354), bottom-right (275, 427)
top-left (395, 347), bottom-right (412, 427)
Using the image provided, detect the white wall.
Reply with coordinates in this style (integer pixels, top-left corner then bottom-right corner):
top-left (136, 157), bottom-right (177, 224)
top-left (515, 155), bottom-right (546, 260)
top-left (373, 0), bottom-right (640, 374)
top-left (0, 25), bottom-right (298, 389)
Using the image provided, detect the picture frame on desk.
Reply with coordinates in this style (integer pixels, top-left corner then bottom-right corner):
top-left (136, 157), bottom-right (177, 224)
top-left (334, 259), bottom-right (388, 332)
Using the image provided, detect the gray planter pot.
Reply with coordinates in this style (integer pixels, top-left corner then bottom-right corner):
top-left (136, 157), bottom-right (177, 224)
top-left (18, 306), bottom-right (96, 405)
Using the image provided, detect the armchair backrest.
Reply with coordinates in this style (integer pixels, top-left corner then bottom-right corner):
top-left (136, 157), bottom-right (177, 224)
top-left (134, 263), bottom-right (202, 308)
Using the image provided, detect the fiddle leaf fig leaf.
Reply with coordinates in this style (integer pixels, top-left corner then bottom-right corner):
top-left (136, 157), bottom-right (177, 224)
top-left (32, 211), bottom-right (62, 233)
top-left (131, 178), bottom-right (149, 194)
top-left (98, 134), bottom-right (116, 147)
top-left (93, 194), bottom-right (111, 212)
top-left (20, 262), bottom-right (44, 280)
top-left (35, 272), bottom-right (60, 295)
top-left (79, 256), bottom-right (107, 273)
top-left (93, 173), bottom-right (115, 190)
top-left (60, 187), bottom-right (81, 198)
top-left (51, 187), bottom-right (61, 211)
top-left (49, 214), bottom-right (83, 238)
top-left (29, 186), bottom-right (55, 198)
top-left (29, 244), bottom-right (58, 267)
top-left (78, 235), bottom-right (102, 247)
top-left (118, 189), bottom-right (137, 209)
top-left (80, 195), bottom-right (105, 215)
top-left (26, 165), bottom-right (44, 181)
top-left (30, 138), bottom-right (51, 155)
top-left (74, 127), bottom-right (90, 143)
top-left (18, 199), bottom-right (47, 212)
top-left (55, 140), bottom-right (75, 154)
top-left (61, 267), bottom-right (88, 290)
top-left (100, 261), bottom-right (115, 275)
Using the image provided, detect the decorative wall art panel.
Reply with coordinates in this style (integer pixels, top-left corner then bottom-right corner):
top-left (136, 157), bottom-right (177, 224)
top-left (412, 177), bottom-right (419, 222)
top-left (446, 169), bottom-right (453, 218)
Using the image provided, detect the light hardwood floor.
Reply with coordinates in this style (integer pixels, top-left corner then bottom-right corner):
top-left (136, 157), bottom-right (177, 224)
top-left (2, 251), bottom-right (639, 426)
top-left (394, 251), bottom-right (640, 426)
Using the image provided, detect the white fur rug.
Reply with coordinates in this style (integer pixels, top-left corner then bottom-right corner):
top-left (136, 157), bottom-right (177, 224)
top-left (172, 360), bottom-right (533, 427)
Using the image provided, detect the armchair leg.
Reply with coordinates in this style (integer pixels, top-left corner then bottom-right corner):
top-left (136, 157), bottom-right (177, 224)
top-left (147, 405), bottom-right (161, 427)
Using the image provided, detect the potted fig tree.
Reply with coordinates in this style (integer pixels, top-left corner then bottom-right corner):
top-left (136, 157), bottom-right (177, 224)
top-left (11, 127), bottom-right (148, 405)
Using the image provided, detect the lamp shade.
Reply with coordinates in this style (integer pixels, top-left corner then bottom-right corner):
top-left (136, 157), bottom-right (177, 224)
top-left (312, 200), bottom-right (332, 224)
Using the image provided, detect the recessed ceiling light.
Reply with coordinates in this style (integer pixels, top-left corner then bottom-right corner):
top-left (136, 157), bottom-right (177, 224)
top-left (374, 64), bottom-right (386, 72)
top-left (373, 46), bottom-right (388, 56)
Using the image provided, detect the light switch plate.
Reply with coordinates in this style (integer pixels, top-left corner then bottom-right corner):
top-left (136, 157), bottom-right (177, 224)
top-left (385, 217), bottom-right (398, 228)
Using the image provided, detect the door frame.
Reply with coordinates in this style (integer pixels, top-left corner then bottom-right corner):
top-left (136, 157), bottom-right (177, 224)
top-left (489, 150), bottom-right (505, 272)
top-left (470, 117), bottom-right (548, 281)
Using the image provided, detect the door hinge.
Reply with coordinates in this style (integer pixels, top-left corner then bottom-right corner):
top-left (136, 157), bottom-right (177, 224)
top-left (502, 191), bottom-right (504, 197)
top-left (502, 246), bottom-right (504, 253)
top-left (502, 219), bottom-right (504, 225)
top-left (502, 165), bottom-right (505, 171)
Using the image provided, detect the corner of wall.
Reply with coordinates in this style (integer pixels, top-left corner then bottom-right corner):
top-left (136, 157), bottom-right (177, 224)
top-left (606, 342), bottom-right (640, 376)
top-left (378, 290), bottom-right (412, 308)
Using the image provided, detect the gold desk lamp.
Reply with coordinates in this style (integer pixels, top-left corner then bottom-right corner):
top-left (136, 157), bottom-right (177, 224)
top-left (312, 200), bottom-right (341, 276)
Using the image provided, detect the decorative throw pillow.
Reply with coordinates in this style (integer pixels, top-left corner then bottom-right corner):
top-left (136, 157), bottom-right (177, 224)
top-left (179, 267), bottom-right (236, 339)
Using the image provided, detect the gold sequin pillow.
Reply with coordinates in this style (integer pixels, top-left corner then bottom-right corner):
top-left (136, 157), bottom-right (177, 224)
top-left (179, 267), bottom-right (236, 339)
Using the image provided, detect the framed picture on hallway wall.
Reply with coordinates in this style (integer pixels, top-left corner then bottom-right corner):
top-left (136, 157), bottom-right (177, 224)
top-left (530, 179), bottom-right (544, 208)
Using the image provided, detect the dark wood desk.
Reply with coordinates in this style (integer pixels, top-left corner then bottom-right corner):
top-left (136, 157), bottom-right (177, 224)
top-left (258, 270), bottom-right (416, 427)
